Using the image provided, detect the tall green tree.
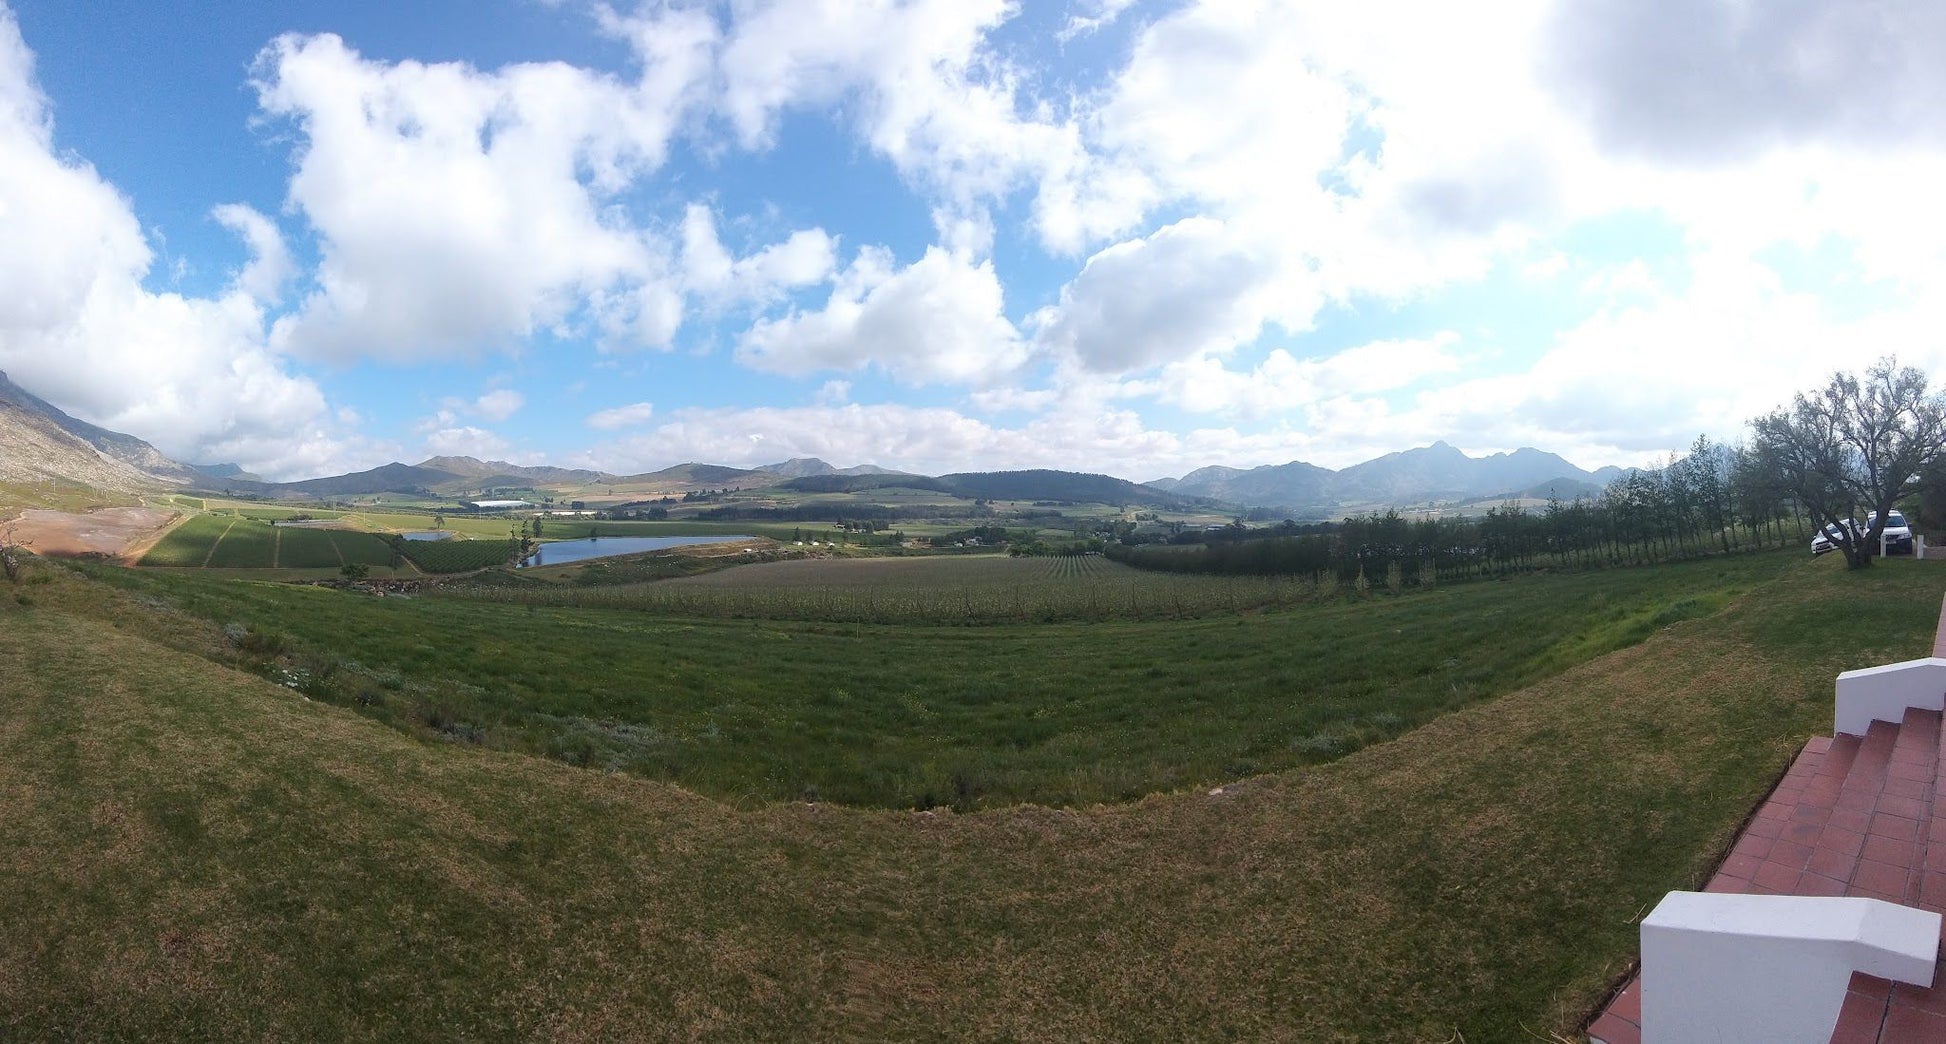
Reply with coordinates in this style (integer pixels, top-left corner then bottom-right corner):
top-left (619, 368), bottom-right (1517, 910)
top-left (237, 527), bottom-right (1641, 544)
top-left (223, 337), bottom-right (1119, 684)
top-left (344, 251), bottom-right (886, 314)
top-left (1751, 358), bottom-right (1946, 568)
top-left (1682, 435), bottom-right (1734, 554)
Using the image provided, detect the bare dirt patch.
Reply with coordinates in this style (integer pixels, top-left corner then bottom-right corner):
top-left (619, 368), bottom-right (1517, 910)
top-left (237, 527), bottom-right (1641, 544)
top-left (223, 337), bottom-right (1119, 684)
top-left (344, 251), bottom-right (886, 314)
top-left (10, 507), bottom-right (179, 560)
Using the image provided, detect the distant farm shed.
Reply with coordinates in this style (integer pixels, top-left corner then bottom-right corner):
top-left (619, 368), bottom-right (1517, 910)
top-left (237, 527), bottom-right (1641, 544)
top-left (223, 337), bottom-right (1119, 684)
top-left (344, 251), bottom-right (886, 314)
top-left (462, 499), bottom-right (533, 511)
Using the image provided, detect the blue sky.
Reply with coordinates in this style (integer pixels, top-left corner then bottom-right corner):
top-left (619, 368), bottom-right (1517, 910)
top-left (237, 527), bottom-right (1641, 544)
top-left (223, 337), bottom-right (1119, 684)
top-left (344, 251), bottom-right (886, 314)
top-left (3, 0), bottom-right (1945, 481)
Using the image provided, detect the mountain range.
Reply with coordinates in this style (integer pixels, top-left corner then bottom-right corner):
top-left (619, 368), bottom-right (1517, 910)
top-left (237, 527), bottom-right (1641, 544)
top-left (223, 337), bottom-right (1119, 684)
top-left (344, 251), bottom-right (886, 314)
top-left (1, 373), bottom-right (1629, 514)
top-left (1148, 441), bottom-right (1628, 512)
top-left (755, 457), bottom-right (906, 479)
top-left (0, 370), bottom-right (203, 490)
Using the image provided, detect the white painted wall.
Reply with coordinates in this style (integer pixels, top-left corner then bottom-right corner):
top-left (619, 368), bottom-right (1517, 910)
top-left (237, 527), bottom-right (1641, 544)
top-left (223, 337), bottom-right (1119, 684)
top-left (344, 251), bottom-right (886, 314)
top-left (1833, 658), bottom-right (1946, 736)
top-left (1640, 892), bottom-right (1938, 1043)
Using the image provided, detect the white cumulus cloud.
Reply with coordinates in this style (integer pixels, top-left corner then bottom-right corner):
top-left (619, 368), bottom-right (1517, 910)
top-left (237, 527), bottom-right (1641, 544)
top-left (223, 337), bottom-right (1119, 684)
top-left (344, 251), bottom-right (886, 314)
top-left (738, 246), bottom-right (1024, 384)
top-left (210, 203), bottom-right (295, 305)
top-left (473, 389), bottom-right (525, 421)
top-left (679, 203), bottom-right (836, 306)
top-left (0, 6), bottom-right (361, 481)
top-left (254, 32), bottom-right (688, 362)
top-left (1031, 217), bottom-right (1302, 375)
top-left (422, 425), bottom-right (511, 459)
top-left (586, 401), bottom-right (656, 430)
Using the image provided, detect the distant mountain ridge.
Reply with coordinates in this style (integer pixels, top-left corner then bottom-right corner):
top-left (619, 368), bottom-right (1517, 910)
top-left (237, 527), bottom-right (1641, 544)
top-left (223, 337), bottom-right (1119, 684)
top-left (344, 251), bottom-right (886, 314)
top-left (0, 370), bottom-right (198, 486)
top-left (755, 457), bottom-right (905, 478)
top-left (0, 366), bottom-right (199, 484)
top-left (777, 469), bottom-right (1218, 511)
top-left (1153, 441), bottom-right (1625, 514)
top-left (613, 462), bottom-right (761, 486)
top-left (418, 456), bottom-right (609, 487)
top-left (1147, 459), bottom-right (1334, 508)
top-left (189, 463), bottom-right (262, 483)
top-left (0, 374), bottom-right (1636, 516)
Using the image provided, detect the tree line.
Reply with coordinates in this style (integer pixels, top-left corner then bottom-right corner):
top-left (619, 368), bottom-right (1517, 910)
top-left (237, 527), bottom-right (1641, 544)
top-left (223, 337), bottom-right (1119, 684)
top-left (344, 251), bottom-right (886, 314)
top-left (1111, 359), bottom-right (1946, 583)
top-left (1107, 436), bottom-right (1798, 585)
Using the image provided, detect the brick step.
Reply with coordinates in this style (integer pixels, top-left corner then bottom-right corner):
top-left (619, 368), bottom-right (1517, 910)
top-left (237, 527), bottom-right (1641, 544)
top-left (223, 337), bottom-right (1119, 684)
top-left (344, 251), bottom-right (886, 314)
top-left (1829, 708), bottom-right (1946, 1042)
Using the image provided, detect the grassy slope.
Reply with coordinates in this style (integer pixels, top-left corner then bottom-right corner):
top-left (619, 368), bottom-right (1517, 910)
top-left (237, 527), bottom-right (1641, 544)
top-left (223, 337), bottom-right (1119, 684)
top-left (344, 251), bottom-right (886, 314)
top-left (0, 480), bottom-right (143, 514)
top-left (86, 553), bottom-right (1803, 810)
top-left (2, 555), bottom-right (1939, 1040)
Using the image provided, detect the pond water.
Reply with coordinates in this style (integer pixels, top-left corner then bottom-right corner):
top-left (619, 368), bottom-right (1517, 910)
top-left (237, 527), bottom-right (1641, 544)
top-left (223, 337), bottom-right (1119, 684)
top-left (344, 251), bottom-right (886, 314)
top-left (400, 530), bottom-right (453, 541)
top-left (518, 534), bottom-right (756, 568)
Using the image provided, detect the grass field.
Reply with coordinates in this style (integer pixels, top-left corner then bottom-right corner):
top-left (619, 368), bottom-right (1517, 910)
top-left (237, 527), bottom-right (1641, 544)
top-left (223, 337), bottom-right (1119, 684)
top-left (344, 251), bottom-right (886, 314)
top-left (228, 507), bottom-right (344, 521)
top-left (331, 507), bottom-right (515, 539)
top-left (5, 551), bottom-right (1941, 1038)
top-left (0, 479), bottom-right (143, 514)
top-left (88, 551), bottom-right (1807, 812)
top-left (485, 553), bottom-right (1328, 622)
top-left (189, 499), bottom-right (516, 539)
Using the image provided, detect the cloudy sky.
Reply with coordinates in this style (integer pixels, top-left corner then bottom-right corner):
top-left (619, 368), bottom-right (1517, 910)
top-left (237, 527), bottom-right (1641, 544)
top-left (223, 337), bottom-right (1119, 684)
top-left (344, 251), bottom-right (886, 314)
top-left (3, 0), bottom-right (1944, 482)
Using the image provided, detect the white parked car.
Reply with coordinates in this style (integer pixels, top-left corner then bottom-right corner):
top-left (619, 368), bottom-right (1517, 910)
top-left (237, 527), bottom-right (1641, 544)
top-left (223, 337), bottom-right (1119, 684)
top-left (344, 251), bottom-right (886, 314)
top-left (1865, 510), bottom-right (1915, 555)
top-left (1810, 520), bottom-right (1858, 557)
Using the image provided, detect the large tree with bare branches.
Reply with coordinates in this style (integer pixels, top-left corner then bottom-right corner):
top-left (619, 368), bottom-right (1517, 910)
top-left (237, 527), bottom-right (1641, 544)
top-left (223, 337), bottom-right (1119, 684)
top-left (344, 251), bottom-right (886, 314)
top-left (1751, 358), bottom-right (1946, 568)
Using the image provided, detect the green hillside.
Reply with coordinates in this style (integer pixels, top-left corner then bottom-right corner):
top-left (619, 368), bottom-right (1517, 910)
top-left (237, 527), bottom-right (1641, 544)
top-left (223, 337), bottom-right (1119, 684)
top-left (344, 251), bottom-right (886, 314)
top-left (3, 553), bottom-right (1938, 1039)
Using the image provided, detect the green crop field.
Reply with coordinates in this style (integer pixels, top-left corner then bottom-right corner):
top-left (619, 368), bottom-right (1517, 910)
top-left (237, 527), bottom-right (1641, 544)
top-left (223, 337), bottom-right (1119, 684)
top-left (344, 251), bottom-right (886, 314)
top-left (136, 514), bottom-right (233, 566)
top-left (334, 508), bottom-right (521, 539)
top-left (233, 507), bottom-right (345, 522)
top-left (137, 514), bottom-right (407, 572)
top-left (272, 526), bottom-right (404, 569)
top-left (270, 526), bottom-right (341, 568)
top-left (203, 519), bottom-right (277, 568)
top-left (12, 549), bottom-right (1943, 1040)
top-left (331, 531), bottom-right (403, 568)
top-left (186, 500), bottom-right (515, 540)
top-left (400, 538), bottom-right (516, 573)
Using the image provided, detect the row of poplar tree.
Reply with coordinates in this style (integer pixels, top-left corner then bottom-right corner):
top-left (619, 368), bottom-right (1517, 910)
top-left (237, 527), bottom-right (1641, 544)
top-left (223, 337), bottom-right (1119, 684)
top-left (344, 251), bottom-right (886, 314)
top-left (1108, 435), bottom-right (1843, 585)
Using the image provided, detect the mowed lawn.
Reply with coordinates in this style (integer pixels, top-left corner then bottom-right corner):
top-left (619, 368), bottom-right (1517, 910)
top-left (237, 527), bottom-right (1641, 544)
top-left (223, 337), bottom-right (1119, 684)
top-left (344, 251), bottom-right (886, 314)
top-left (3, 554), bottom-right (1941, 1038)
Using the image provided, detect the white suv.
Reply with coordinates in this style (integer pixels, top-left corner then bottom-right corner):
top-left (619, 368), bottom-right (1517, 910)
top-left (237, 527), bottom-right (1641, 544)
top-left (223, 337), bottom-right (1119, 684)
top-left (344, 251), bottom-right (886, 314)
top-left (1865, 510), bottom-right (1915, 555)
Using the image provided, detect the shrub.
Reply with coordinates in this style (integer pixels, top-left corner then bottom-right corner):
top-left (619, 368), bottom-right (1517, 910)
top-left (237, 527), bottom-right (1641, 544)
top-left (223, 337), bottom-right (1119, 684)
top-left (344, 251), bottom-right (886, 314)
top-left (1290, 733), bottom-right (1344, 756)
top-left (224, 622), bottom-right (290, 658)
